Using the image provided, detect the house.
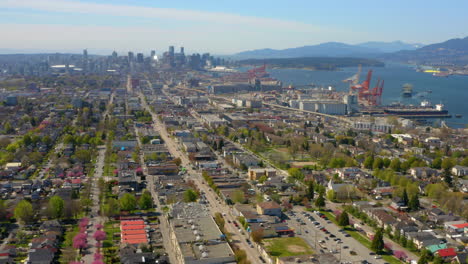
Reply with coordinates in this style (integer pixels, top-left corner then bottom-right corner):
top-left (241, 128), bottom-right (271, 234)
top-left (444, 221), bottom-right (468, 234)
top-left (409, 167), bottom-right (438, 179)
top-left (232, 154), bottom-right (259, 168)
top-left (336, 167), bottom-right (362, 180)
top-left (118, 170), bottom-right (139, 191)
top-left (436, 248), bottom-right (457, 260)
top-left (256, 201), bottom-right (282, 217)
top-left (120, 244), bottom-right (169, 264)
top-left (248, 167), bottom-right (276, 181)
top-left (452, 165), bottom-right (468, 177)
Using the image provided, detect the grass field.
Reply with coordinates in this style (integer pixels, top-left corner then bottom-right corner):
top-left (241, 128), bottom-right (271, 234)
top-left (263, 237), bottom-right (314, 257)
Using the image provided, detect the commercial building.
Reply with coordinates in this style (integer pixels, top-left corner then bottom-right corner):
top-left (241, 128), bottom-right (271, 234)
top-left (169, 203), bottom-right (235, 264)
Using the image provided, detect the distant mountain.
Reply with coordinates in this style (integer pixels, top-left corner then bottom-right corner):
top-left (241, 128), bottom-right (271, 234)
top-left (385, 36), bottom-right (468, 65)
top-left (235, 42), bottom-right (381, 59)
top-left (234, 41), bottom-right (421, 59)
top-left (357, 41), bottom-right (423, 53)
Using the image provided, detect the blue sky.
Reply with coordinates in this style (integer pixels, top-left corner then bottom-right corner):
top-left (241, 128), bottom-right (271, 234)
top-left (0, 0), bottom-right (467, 54)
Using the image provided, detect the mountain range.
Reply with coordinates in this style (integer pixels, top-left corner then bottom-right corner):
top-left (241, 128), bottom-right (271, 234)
top-left (385, 36), bottom-right (468, 65)
top-left (234, 41), bottom-right (422, 59)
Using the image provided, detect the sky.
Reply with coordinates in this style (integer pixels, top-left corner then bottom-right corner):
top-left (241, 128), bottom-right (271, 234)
top-left (0, 0), bottom-right (467, 55)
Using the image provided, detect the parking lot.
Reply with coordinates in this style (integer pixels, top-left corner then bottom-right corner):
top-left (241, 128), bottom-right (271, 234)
top-left (286, 208), bottom-right (387, 264)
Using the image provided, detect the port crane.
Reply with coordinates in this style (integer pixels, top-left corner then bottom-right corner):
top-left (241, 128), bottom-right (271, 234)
top-left (344, 66), bottom-right (384, 106)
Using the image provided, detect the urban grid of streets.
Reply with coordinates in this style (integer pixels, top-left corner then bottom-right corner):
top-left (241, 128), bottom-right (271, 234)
top-left (134, 80), bottom-right (418, 264)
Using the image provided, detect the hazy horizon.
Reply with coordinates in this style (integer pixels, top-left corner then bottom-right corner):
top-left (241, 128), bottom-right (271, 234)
top-left (1, 0), bottom-right (467, 55)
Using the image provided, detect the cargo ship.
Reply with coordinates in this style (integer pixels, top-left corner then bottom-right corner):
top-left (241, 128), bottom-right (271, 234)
top-left (383, 101), bottom-right (451, 118)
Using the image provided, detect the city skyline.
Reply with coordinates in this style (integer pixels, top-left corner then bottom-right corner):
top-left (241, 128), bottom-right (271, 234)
top-left (1, 0), bottom-right (468, 54)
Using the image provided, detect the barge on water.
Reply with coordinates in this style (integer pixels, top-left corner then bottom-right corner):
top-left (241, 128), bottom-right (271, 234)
top-left (383, 102), bottom-right (451, 119)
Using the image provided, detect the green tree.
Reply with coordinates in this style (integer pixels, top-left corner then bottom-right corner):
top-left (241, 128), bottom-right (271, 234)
top-left (287, 168), bottom-right (304, 182)
top-left (3, 121), bottom-right (14, 134)
top-left (441, 158), bottom-right (454, 171)
top-left (433, 255), bottom-right (443, 264)
top-left (315, 193), bottom-right (325, 208)
top-left (373, 157), bottom-right (384, 170)
top-left (306, 181), bottom-right (315, 200)
top-left (14, 200), bottom-right (34, 224)
top-left (232, 190), bottom-right (246, 204)
top-left (338, 211), bottom-right (350, 226)
top-left (48, 195), bottom-right (64, 219)
top-left (402, 189), bottom-right (409, 206)
top-left (371, 228), bottom-right (385, 253)
top-left (183, 189), bottom-right (199, 203)
top-left (417, 249), bottom-right (431, 264)
top-left (0, 200), bottom-right (7, 220)
top-left (363, 155), bottom-right (374, 169)
top-left (103, 198), bottom-right (120, 217)
top-left (431, 157), bottom-right (442, 169)
top-left (327, 190), bottom-right (336, 201)
top-left (408, 194), bottom-right (420, 211)
top-left (258, 175), bottom-right (268, 184)
top-left (119, 193), bottom-right (137, 211)
top-left (138, 190), bottom-right (153, 210)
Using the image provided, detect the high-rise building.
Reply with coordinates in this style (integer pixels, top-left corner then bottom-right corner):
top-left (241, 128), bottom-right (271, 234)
top-left (180, 47), bottom-right (184, 54)
top-left (136, 53), bottom-right (144, 63)
top-left (150, 50), bottom-right (156, 58)
top-left (169, 46), bottom-right (175, 56)
top-left (128, 51), bottom-right (134, 63)
top-left (83, 49), bottom-right (89, 72)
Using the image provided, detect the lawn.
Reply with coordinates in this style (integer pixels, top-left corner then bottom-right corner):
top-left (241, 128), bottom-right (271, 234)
top-left (263, 237), bottom-right (314, 257)
top-left (103, 221), bottom-right (120, 248)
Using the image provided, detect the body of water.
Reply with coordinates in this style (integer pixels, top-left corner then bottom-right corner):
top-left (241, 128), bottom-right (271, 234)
top-left (267, 63), bottom-right (468, 128)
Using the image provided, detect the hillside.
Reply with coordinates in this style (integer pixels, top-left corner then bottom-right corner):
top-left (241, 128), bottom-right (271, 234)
top-left (237, 57), bottom-right (384, 71)
top-left (385, 36), bottom-right (468, 65)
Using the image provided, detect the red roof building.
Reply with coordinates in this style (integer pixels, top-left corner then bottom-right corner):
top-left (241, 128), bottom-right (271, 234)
top-left (437, 248), bottom-right (457, 258)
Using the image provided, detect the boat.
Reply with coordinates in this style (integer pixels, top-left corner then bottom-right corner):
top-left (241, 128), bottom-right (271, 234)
top-left (455, 114), bottom-right (462, 118)
top-left (401, 83), bottom-right (413, 98)
top-left (433, 72), bottom-right (450, 77)
top-left (383, 102), bottom-right (451, 118)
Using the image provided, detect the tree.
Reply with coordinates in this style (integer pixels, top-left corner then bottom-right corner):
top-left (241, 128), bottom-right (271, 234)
top-left (48, 195), bottom-right (64, 219)
top-left (232, 190), bottom-right (246, 204)
top-left (402, 189), bottom-right (409, 206)
top-left (373, 158), bottom-right (384, 170)
top-left (119, 193), bottom-right (137, 211)
top-left (287, 168), bottom-right (304, 182)
top-left (389, 158), bottom-right (401, 171)
top-left (408, 194), bottom-right (420, 211)
top-left (214, 212), bottom-right (225, 230)
top-left (138, 190), bottom-right (153, 210)
top-left (417, 249), bottom-right (431, 264)
top-left (327, 190), bottom-right (336, 201)
top-left (431, 157), bottom-right (442, 169)
top-left (441, 157), bottom-right (454, 171)
top-left (183, 189), bottom-right (198, 203)
top-left (3, 122), bottom-right (14, 134)
top-left (251, 228), bottom-right (264, 244)
top-left (364, 156), bottom-right (374, 169)
top-left (258, 175), bottom-right (268, 184)
top-left (0, 200), bottom-right (7, 221)
top-left (371, 228), bottom-right (385, 253)
top-left (315, 193), bottom-right (325, 208)
top-left (306, 181), bottom-right (315, 200)
top-left (173, 158), bottom-right (182, 166)
top-left (338, 211), bottom-right (350, 226)
top-left (14, 200), bottom-right (33, 224)
top-left (433, 255), bottom-right (443, 264)
top-left (93, 230), bottom-right (107, 242)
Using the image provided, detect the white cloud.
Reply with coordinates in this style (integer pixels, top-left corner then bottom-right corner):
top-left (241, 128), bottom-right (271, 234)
top-left (1, 0), bottom-right (321, 33)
